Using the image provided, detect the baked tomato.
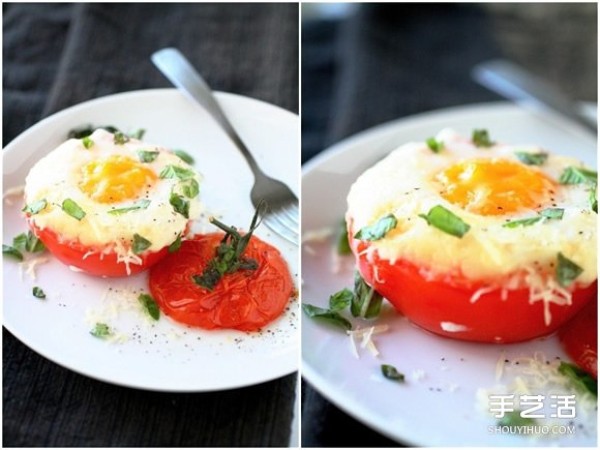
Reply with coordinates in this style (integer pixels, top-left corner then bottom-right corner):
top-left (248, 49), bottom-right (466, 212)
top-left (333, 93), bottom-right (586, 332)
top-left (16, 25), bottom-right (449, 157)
top-left (149, 233), bottom-right (293, 331)
top-left (29, 221), bottom-right (169, 277)
top-left (351, 237), bottom-right (596, 344)
top-left (559, 300), bottom-right (597, 378)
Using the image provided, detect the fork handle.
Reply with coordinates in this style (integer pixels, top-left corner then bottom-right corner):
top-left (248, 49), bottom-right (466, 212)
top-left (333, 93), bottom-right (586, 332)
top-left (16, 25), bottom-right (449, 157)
top-left (151, 48), bottom-right (263, 175)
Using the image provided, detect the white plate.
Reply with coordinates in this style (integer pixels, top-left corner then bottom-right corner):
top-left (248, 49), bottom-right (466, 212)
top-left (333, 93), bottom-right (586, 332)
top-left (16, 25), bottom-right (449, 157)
top-left (3, 88), bottom-right (299, 392)
top-left (301, 103), bottom-right (597, 447)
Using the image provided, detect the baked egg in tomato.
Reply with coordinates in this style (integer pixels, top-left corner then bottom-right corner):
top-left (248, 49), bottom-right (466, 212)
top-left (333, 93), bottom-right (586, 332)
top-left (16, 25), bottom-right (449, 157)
top-left (347, 129), bottom-right (597, 343)
top-left (23, 129), bottom-right (202, 277)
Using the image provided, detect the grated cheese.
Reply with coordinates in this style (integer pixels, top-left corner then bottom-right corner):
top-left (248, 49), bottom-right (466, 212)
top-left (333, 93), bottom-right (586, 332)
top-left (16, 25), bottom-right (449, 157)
top-left (469, 286), bottom-right (497, 304)
top-left (18, 255), bottom-right (50, 281)
top-left (347, 325), bottom-right (389, 359)
top-left (525, 268), bottom-right (573, 326)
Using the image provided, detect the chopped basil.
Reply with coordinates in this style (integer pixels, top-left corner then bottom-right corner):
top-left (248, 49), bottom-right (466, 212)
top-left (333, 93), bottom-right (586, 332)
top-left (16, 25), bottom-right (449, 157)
top-left (61, 199), bottom-right (86, 220)
top-left (540, 208), bottom-right (564, 219)
top-left (13, 231), bottom-right (45, 253)
top-left (82, 136), bottom-right (94, 149)
top-left (329, 288), bottom-right (354, 311)
top-left (159, 165), bottom-right (196, 180)
top-left (68, 125), bottom-right (120, 139)
top-left (32, 286), bottom-right (46, 299)
top-left (590, 188), bottom-right (598, 213)
top-left (129, 128), bottom-right (146, 140)
top-left (107, 199), bottom-right (151, 215)
top-left (558, 362), bottom-right (597, 397)
top-left (559, 166), bottom-right (597, 185)
top-left (137, 150), bottom-right (159, 163)
top-left (354, 214), bottom-right (397, 241)
top-left (503, 208), bottom-right (564, 228)
top-left (113, 131), bottom-right (130, 145)
top-left (514, 151), bottom-right (548, 166)
top-left (138, 293), bottom-right (160, 320)
top-left (419, 205), bottom-right (470, 238)
top-left (22, 198), bottom-right (47, 215)
top-left (3, 244), bottom-right (23, 261)
top-left (497, 411), bottom-right (535, 427)
top-left (381, 364), bottom-right (405, 382)
top-left (472, 129), bottom-right (494, 148)
top-left (132, 233), bottom-right (152, 255)
top-left (556, 252), bottom-right (583, 287)
top-left (337, 219), bottom-right (352, 255)
top-left (168, 234), bottom-right (182, 253)
top-left (90, 322), bottom-right (111, 339)
top-left (351, 271), bottom-right (383, 319)
top-left (169, 192), bottom-right (190, 218)
top-left (173, 149), bottom-right (194, 165)
top-left (426, 137), bottom-right (444, 153)
top-left (301, 303), bottom-right (352, 331)
top-left (181, 179), bottom-right (200, 199)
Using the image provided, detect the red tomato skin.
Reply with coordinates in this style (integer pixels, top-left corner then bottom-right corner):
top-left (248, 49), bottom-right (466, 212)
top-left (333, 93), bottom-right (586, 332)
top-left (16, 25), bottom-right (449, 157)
top-left (559, 300), bottom-right (597, 378)
top-left (29, 221), bottom-right (169, 277)
top-left (149, 233), bottom-right (293, 332)
top-left (351, 237), bottom-right (596, 344)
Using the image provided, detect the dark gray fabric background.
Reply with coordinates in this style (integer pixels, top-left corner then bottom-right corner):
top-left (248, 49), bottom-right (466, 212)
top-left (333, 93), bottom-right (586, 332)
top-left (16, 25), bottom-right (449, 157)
top-left (301, 3), bottom-right (597, 447)
top-left (3, 3), bottom-right (298, 447)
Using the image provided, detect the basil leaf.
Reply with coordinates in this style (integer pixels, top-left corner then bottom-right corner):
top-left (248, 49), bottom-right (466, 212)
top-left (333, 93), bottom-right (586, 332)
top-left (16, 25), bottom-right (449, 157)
top-left (337, 219), bottom-right (352, 255)
top-left (132, 233), bottom-right (152, 255)
top-left (514, 151), bottom-right (548, 166)
top-left (329, 288), bottom-right (353, 311)
top-left (22, 198), bottom-right (47, 215)
top-left (90, 322), bottom-right (111, 339)
top-left (556, 252), bottom-right (583, 287)
top-left (590, 188), bottom-right (598, 213)
top-left (182, 178), bottom-right (200, 199)
top-left (107, 199), bottom-right (151, 215)
top-left (419, 205), bottom-right (470, 238)
top-left (12, 233), bottom-right (28, 252)
top-left (138, 293), bottom-right (160, 320)
top-left (113, 131), bottom-right (130, 145)
top-left (32, 286), bottom-right (46, 299)
top-left (502, 217), bottom-right (542, 228)
top-left (159, 165), bottom-right (196, 181)
top-left (25, 231), bottom-right (45, 253)
top-left (381, 364), bottom-right (405, 382)
top-left (351, 271), bottom-right (383, 319)
top-left (301, 303), bottom-right (352, 331)
top-left (173, 149), bottom-right (194, 165)
top-left (62, 198), bottom-right (86, 221)
top-left (168, 234), bottom-right (182, 253)
top-left (539, 208), bottom-right (564, 220)
top-left (129, 129), bottom-right (146, 140)
top-left (354, 214), bottom-right (397, 241)
top-left (472, 129), bottom-right (494, 147)
top-left (68, 125), bottom-right (120, 139)
top-left (497, 411), bottom-right (536, 427)
top-left (558, 362), bottom-right (597, 397)
top-left (137, 150), bottom-right (159, 163)
top-left (3, 244), bottom-right (23, 261)
top-left (169, 192), bottom-right (190, 218)
top-left (559, 166), bottom-right (597, 185)
top-left (426, 137), bottom-right (444, 153)
top-left (82, 136), bottom-right (94, 149)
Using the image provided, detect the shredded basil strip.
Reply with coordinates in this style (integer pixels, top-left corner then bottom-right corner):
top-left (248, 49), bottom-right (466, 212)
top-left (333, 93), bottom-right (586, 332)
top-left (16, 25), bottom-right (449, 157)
top-left (22, 198), bottom-right (47, 215)
top-left (502, 208), bottom-right (564, 228)
top-left (137, 150), bottom-right (159, 163)
top-left (426, 137), bottom-right (444, 153)
top-left (138, 294), bottom-right (160, 320)
top-left (108, 199), bottom-right (151, 215)
top-left (419, 205), bottom-right (470, 238)
top-left (329, 288), bottom-right (354, 311)
top-left (3, 244), bottom-right (23, 261)
top-left (82, 136), bottom-right (94, 149)
top-left (129, 129), bottom-right (146, 140)
top-left (354, 214), bottom-right (397, 241)
top-left (113, 131), bottom-right (130, 145)
top-left (559, 166), bottom-right (597, 185)
top-left (590, 188), bottom-right (598, 213)
top-left (337, 219), bottom-right (352, 255)
top-left (556, 252), bottom-right (583, 288)
top-left (381, 364), bottom-right (405, 382)
top-left (32, 286), bottom-right (46, 299)
top-left (301, 303), bottom-right (352, 331)
top-left (182, 179), bottom-right (200, 199)
top-left (62, 198), bottom-right (86, 221)
top-left (90, 322), bottom-right (111, 338)
top-left (558, 362), bottom-right (597, 397)
top-left (159, 165), bottom-right (196, 180)
top-left (132, 233), bottom-right (152, 255)
top-left (68, 125), bottom-right (120, 139)
top-left (13, 231), bottom-right (45, 253)
top-left (497, 411), bottom-right (536, 427)
top-left (169, 192), bottom-right (190, 218)
top-left (168, 234), bottom-right (182, 253)
top-left (472, 129), bottom-right (494, 148)
top-left (352, 271), bottom-right (383, 319)
top-left (173, 149), bottom-right (194, 165)
top-left (514, 151), bottom-right (548, 166)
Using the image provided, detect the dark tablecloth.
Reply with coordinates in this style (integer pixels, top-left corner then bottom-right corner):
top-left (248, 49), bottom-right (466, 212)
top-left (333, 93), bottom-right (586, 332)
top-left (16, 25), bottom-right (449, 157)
top-left (3, 3), bottom-right (298, 447)
top-left (301, 3), bottom-right (596, 447)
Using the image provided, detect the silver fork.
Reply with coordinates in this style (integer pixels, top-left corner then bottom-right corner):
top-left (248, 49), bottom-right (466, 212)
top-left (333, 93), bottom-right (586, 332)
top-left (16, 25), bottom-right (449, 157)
top-left (151, 48), bottom-right (299, 245)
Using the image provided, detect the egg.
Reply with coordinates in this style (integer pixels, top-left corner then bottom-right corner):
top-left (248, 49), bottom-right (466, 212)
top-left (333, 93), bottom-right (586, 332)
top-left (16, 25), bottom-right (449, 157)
top-left (23, 129), bottom-right (202, 275)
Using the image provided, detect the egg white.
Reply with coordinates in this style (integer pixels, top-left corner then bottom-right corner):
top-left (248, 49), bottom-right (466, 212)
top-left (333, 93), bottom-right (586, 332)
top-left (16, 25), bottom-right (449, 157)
top-left (346, 129), bottom-right (597, 286)
top-left (24, 129), bottom-right (202, 253)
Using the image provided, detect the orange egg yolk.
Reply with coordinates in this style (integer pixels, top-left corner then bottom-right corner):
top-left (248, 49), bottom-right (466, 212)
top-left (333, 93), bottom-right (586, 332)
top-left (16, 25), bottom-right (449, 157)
top-left (434, 158), bottom-right (556, 216)
top-left (79, 155), bottom-right (157, 203)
